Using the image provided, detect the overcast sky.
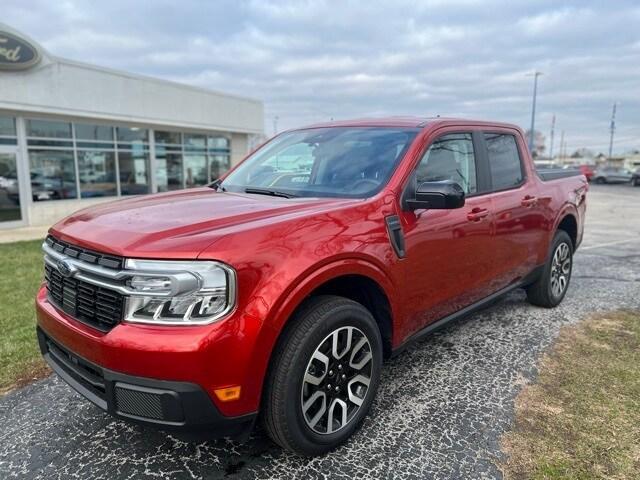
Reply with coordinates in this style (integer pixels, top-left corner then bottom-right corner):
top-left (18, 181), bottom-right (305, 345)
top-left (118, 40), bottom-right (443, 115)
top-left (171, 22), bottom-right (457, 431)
top-left (4, 0), bottom-right (640, 154)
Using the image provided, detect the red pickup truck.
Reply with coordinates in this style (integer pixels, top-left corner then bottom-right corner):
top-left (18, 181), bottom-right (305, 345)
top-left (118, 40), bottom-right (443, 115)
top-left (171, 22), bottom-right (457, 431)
top-left (36, 117), bottom-right (587, 455)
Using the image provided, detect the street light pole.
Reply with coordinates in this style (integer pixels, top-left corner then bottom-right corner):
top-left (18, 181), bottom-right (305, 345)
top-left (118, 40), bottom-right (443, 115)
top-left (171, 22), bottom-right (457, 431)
top-left (527, 71), bottom-right (543, 154)
top-left (549, 114), bottom-right (556, 160)
top-left (608, 102), bottom-right (617, 160)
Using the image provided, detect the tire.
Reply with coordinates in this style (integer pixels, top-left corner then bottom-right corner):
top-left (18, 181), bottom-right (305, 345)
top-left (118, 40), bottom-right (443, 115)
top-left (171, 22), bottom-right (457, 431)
top-left (594, 176), bottom-right (606, 184)
top-left (526, 230), bottom-right (573, 308)
top-left (262, 295), bottom-right (383, 456)
top-left (633, 177), bottom-right (640, 187)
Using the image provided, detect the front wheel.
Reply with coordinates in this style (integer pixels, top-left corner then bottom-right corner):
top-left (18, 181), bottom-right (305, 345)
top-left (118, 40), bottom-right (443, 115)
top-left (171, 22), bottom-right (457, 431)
top-left (263, 296), bottom-right (383, 456)
top-left (526, 230), bottom-right (573, 308)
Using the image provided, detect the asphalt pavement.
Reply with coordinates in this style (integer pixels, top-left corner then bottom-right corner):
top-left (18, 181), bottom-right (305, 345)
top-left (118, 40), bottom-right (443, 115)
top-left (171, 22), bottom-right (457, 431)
top-left (1, 184), bottom-right (639, 479)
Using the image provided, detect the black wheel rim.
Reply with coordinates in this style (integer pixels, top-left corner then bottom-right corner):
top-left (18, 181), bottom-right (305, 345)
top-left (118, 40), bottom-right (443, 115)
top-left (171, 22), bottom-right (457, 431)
top-left (300, 326), bottom-right (373, 435)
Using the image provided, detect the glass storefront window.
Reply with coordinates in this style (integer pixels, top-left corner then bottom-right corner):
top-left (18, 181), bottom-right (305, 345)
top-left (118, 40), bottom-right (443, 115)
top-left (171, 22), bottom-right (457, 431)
top-left (185, 134), bottom-right (206, 150)
top-left (78, 150), bottom-right (117, 198)
top-left (118, 151), bottom-right (150, 196)
top-left (208, 136), bottom-right (230, 150)
top-left (75, 123), bottom-right (114, 142)
top-left (0, 116), bottom-right (17, 146)
top-left (155, 131), bottom-right (181, 145)
top-left (156, 153), bottom-right (183, 191)
top-left (29, 150), bottom-right (77, 200)
top-left (117, 126), bottom-right (148, 143)
top-left (27, 119), bottom-right (72, 138)
top-left (209, 154), bottom-right (231, 181)
top-left (20, 121), bottom-right (234, 200)
top-left (0, 116), bottom-right (16, 136)
top-left (0, 152), bottom-right (21, 222)
top-left (185, 155), bottom-right (207, 187)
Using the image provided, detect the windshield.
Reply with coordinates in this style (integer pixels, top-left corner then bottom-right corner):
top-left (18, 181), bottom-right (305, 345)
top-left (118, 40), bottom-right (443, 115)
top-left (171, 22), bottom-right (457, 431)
top-left (221, 127), bottom-right (419, 198)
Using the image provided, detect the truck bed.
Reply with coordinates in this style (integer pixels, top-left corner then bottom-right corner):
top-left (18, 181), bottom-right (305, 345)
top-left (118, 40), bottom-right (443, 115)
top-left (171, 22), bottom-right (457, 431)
top-left (537, 168), bottom-right (583, 181)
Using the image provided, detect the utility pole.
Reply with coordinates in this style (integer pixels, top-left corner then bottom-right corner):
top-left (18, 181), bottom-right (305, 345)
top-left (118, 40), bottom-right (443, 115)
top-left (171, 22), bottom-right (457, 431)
top-left (273, 115), bottom-right (279, 136)
top-left (549, 114), bottom-right (556, 160)
top-left (559, 130), bottom-right (565, 163)
top-left (608, 102), bottom-right (617, 160)
top-left (527, 71), bottom-right (543, 153)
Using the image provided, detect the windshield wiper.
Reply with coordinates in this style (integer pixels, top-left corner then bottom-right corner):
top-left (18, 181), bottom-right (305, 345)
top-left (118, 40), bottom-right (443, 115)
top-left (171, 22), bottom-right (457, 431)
top-left (244, 187), bottom-right (297, 198)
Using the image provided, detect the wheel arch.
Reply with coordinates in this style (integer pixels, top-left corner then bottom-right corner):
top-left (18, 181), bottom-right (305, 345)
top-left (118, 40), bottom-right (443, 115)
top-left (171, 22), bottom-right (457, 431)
top-left (268, 260), bottom-right (397, 359)
top-left (556, 212), bottom-right (578, 249)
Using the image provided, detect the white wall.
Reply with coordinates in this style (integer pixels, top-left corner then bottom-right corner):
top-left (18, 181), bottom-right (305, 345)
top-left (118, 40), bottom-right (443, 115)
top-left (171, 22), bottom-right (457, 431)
top-left (0, 29), bottom-right (263, 135)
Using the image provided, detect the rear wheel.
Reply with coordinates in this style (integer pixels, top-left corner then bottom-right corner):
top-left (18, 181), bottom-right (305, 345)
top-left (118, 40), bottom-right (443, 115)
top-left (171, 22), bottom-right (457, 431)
top-left (526, 230), bottom-right (573, 308)
top-left (263, 295), bottom-right (382, 456)
top-left (594, 176), bottom-right (606, 184)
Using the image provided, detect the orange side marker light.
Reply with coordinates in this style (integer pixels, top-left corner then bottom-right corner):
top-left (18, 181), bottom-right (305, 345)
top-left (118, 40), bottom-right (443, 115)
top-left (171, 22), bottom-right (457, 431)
top-left (214, 386), bottom-right (241, 402)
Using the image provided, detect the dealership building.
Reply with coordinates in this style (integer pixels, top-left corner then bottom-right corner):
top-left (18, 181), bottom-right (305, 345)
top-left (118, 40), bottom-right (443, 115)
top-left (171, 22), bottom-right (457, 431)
top-left (0, 24), bottom-right (264, 229)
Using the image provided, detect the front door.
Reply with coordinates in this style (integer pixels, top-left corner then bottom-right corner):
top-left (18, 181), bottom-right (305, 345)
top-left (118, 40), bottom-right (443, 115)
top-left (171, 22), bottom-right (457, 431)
top-left (0, 146), bottom-right (27, 228)
top-left (399, 131), bottom-right (496, 340)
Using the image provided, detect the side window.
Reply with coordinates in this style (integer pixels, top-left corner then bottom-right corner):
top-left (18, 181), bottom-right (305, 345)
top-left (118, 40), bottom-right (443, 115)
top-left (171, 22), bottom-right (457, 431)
top-left (485, 133), bottom-right (524, 190)
top-left (416, 133), bottom-right (477, 194)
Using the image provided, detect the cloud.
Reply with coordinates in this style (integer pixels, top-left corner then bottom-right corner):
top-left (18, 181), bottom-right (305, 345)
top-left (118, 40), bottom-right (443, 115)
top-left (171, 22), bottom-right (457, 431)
top-left (1, 0), bottom-right (638, 153)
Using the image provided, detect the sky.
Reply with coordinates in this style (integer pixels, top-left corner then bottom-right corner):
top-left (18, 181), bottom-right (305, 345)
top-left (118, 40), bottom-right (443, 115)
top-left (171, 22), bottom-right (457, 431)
top-left (4, 0), bottom-right (640, 155)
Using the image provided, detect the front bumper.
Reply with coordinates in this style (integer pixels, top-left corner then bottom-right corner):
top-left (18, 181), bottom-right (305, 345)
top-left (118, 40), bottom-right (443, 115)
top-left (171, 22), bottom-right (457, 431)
top-left (37, 327), bottom-right (256, 441)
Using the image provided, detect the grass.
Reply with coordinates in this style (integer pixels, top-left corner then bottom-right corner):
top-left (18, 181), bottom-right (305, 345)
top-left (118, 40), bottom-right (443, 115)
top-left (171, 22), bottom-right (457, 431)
top-left (0, 239), bottom-right (50, 394)
top-left (502, 311), bottom-right (640, 479)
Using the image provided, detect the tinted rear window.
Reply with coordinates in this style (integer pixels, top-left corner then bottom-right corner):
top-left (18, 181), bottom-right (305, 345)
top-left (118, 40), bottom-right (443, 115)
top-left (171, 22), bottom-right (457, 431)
top-left (485, 133), bottom-right (524, 190)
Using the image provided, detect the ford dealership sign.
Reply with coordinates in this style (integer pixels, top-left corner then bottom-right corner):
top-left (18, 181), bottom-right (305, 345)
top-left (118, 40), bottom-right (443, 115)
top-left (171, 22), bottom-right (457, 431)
top-left (0, 31), bottom-right (40, 70)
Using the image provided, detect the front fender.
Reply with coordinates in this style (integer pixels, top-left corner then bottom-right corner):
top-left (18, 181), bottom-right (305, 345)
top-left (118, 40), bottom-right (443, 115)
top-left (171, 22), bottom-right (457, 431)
top-left (239, 255), bottom-right (399, 414)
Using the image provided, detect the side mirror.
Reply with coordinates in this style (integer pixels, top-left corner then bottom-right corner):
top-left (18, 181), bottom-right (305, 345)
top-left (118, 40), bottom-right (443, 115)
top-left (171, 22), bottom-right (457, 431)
top-left (405, 180), bottom-right (465, 210)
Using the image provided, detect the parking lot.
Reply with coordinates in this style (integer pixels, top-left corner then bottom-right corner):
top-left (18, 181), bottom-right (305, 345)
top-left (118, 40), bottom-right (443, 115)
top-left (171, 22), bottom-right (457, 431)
top-left (1, 184), bottom-right (639, 480)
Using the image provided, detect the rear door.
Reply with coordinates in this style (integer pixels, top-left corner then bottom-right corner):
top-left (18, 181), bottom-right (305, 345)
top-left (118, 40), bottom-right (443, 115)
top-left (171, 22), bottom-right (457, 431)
top-left (399, 130), bottom-right (496, 338)
top-left (482, 131), bottom-right (547, 288)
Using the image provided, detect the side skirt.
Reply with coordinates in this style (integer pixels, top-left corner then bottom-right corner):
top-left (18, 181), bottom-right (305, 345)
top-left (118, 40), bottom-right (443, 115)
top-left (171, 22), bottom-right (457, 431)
top-left (391, 265), bottom-right (544, 358)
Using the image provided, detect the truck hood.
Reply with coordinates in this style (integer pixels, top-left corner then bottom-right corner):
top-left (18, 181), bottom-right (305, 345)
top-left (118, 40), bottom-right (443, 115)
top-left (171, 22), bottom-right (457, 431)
top-left (50, 188), bottom-right (359, 258)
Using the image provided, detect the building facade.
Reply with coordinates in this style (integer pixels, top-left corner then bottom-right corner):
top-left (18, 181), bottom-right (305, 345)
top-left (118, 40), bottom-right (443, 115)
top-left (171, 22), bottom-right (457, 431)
top-left (0, 24), bottom-right (264, 229)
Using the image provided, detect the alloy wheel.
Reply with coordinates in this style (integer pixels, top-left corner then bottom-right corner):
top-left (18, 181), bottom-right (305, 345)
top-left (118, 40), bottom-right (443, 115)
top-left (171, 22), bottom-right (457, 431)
top-left (550, 242), bottom-right (571, 298)
top-left (300, 326), bottom-right (373, 435)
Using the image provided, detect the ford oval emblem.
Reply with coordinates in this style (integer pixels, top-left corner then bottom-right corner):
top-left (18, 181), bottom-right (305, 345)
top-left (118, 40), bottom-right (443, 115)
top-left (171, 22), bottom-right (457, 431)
top-left (0, 31), bottom-right (41, 70)
top-left (57, 259), bottom-right (76, 278)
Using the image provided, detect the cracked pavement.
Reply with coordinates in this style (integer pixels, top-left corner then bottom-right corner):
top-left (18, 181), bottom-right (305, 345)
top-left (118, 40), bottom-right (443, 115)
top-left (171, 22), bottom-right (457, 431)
top-left (1, 184), bottom-right (639, 479)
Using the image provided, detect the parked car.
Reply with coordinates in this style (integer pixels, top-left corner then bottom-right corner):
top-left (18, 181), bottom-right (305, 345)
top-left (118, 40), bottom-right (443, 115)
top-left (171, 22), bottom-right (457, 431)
top-left (632, 168), bottom-right (640, 186)
top-left (592, 167), bottom-right (633, 184)
top-left (36, 117), bottom-right (587, 456)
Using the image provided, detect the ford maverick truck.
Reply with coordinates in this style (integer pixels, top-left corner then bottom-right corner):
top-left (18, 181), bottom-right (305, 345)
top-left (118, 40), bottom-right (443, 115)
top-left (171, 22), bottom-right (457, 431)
top-left (36, 117), bottom-right (587, 455)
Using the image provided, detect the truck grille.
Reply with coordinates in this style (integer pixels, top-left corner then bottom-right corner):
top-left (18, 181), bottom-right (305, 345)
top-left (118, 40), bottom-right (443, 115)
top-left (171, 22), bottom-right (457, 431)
top-left (45, 235), bottom-right (123, 269)
top-left (44, 236), bottom-right (125, 332)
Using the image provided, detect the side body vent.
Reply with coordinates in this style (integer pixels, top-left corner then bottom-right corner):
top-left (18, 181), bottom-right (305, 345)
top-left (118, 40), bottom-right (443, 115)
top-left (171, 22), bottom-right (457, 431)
top-left (385, 215), bottom-right (406, 259)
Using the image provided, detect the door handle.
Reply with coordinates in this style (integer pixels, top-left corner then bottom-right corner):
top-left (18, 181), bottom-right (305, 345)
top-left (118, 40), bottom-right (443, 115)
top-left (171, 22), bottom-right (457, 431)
top-left (521, 195), bottom-right (538, 207)
top-left (467, 207), bottom-right (489, 222)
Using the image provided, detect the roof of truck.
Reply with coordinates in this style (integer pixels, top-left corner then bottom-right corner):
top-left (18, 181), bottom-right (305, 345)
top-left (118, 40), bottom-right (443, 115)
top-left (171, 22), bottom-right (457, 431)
top-left (300, 116), bottom-right (520, 130)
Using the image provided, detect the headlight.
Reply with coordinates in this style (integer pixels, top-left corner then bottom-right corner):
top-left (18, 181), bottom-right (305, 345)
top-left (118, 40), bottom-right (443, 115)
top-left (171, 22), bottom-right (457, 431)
top-left (123, 259), bottom-right (236, 325)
